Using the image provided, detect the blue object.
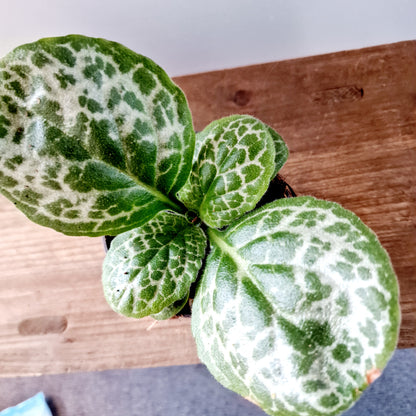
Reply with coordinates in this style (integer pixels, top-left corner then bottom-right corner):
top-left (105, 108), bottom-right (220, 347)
top-left (0, 393), bottom-right (52, 416)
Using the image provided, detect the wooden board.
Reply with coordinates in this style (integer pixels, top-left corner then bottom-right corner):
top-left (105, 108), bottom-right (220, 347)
top-left (0, 41), bottom-right (415, 377)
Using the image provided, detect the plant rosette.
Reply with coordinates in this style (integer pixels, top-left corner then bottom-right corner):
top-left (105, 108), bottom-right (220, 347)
top-left (102, 174), bottom-right (296, 317)
top-left (0, 35), bottom-right (400, 416)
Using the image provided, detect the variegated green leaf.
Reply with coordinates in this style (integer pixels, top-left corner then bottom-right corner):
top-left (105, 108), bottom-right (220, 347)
top-left (192, 196), bottom-right (400, 416)
top-left (151, 292), bottom-right (189, 320)
top-left (0, 35), bottom-right (194, 236)
top-left (102, 210), bottom-right (206, 318)
top-left (192, 122), bottom-right (288, 177)
top-left (177, 115), bottom-right (276, 229)
top-left (267, 126), bottom-right (288, 177)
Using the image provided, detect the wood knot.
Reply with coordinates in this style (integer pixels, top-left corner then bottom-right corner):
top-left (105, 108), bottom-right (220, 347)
top-left (233, 90), bottom-right (252, 106)
top-left (18, 316), bottom-right (68, 336)
top-left (312, 86), bottom-right (363, 105)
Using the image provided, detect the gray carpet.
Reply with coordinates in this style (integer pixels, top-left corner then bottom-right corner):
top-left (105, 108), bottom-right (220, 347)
top-left (0, 348), bottom-right (415, 415)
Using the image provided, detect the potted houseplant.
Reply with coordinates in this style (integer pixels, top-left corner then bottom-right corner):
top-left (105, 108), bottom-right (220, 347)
top-left (0, 35), bottom-right (400, 416)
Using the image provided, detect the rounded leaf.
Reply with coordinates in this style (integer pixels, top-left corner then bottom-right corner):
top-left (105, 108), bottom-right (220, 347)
top-left (103, 210), bottom-right (206, 318)
top-left (192, 196), bottom-right (400, 416)
top-left (0, 35), bottom-right (194, 235)
top-left (177, 115), bottom-right (276, 228)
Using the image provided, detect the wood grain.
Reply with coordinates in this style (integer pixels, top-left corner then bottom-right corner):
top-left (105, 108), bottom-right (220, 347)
top-left (0, 41), bottom-right (415, 377)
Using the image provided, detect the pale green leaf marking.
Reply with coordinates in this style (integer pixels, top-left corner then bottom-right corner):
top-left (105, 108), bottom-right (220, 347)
top-left (102, 210), bottom-right (206, 318)
top-left (0, 35), bottom-right (194, 236)
top-left (192, 196), bottom-right (400, 416)
top-left (177, 115), bottom-right (276, 228)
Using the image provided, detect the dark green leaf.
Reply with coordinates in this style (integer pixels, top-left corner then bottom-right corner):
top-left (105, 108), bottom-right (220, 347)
top-left (0, 35), bottom-right (194, 235)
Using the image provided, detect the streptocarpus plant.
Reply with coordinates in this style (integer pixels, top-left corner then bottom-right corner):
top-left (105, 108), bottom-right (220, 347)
top-left (0, 35), bottom-right (400, 416)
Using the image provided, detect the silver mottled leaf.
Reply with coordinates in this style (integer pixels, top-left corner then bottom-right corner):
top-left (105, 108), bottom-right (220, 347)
top-left (192, 196), bottom-right (400, 416)
top-left (178, 115), bottom-right (278, 229)
top-left (0, 35), bottom-right (194, 235)
top-left (103, 210), bottom-right (206, 318)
